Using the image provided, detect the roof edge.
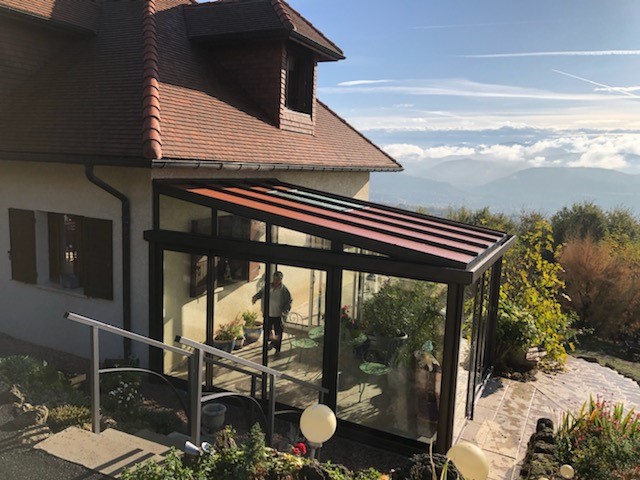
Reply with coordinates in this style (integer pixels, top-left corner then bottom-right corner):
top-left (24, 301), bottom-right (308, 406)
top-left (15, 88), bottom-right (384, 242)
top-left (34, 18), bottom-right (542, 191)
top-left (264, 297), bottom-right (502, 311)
top-left (142, 0), bottom-right (162, 160)
top-left (152, 159), bottom-right (403, 172)
top-left (270, 0), bottom-right (294, 31)
top-left (278, 0), bottom-right (343, 56)
top-left (317, 100), bottom-right (404, 171)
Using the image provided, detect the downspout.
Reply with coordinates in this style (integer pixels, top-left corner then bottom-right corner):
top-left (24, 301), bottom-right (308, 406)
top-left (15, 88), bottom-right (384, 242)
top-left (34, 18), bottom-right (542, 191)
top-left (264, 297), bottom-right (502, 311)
top-left (85, 164), bottom-right (132, 359)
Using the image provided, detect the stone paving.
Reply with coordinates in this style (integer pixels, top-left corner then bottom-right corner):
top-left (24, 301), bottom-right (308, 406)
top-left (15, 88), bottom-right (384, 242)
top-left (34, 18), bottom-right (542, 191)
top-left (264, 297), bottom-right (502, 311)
top-left (455, 357), bottom-right (640, 480)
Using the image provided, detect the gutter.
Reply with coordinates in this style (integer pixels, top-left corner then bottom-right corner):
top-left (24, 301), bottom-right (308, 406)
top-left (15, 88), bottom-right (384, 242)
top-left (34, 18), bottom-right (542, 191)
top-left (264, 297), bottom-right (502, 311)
top-left (85, 165), bottom-right (132, 359)
top-left (152, 159), bottom-right (403, 172)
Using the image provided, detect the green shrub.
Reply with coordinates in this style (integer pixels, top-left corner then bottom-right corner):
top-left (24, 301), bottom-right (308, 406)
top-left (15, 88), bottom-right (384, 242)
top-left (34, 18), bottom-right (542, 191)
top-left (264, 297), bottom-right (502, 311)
top-left (494, 299), bottom-right (539, 368)
top-left (122, 424), bottom-right (386, 480)
top-left (556, 397), bottom-right (640, 480)
top-left (121, 448), bottom-right (199, 480)
top-left (48, 404), bottom-right (91, 432)
top-left (0, 355), bottom-right (88, 407)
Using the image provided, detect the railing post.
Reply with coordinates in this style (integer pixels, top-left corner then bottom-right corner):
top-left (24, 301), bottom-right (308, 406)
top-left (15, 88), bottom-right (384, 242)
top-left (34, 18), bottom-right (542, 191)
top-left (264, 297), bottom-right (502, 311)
top-left (188, 348), bottom-right (203, 446)
top-left (90, 326), bottom-right (101, 434)
top-left (267, 374), bottom-right (276, 447)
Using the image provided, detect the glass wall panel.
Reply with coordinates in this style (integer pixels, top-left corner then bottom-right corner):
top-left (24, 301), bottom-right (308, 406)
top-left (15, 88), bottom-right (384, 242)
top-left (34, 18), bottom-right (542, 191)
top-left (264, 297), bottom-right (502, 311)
top-left (269, 264), bottom-right (325, 409)
top-left (163, 250), bottom-right (208, 379)
top-left (159, 195), bottom-right (212, 233)
top-left (454, 273), bottom-right (492, 441)
top-left (272, 225), bottom-right (330, 250)
top-left (337, 273), bottom-right (446, 443)
top-left (217, 211), bottom-right (266, 243)
top-left (209, 258), bottom-right (267, 395)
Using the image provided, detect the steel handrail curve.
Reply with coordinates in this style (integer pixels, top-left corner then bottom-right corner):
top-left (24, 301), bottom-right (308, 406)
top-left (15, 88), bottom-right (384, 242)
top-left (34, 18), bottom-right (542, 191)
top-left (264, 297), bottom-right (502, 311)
top-left (200, 391), bottom-right (268, 433)
top-left (100, 367), bottom-right (189, 420)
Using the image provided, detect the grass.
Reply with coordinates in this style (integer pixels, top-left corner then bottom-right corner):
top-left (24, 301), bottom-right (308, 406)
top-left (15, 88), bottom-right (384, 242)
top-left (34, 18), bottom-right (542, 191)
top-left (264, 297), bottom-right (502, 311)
top-left (572, 335), bottom-right (640, 387)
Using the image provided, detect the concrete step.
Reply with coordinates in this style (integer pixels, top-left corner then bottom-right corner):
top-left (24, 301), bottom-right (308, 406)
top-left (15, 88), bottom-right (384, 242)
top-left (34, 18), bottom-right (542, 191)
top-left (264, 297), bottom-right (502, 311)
top-left (35, 427), bottom-right (171, 478)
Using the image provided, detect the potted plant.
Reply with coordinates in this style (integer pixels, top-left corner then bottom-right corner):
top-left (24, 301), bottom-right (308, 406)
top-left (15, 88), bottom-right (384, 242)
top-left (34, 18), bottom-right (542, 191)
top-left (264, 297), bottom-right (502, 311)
top-left (240, 310), bottom-right (263, 344)
top-left (362, 280), bottom-right (441, 365)
top-left (213, 319), bottom-right (244, 353)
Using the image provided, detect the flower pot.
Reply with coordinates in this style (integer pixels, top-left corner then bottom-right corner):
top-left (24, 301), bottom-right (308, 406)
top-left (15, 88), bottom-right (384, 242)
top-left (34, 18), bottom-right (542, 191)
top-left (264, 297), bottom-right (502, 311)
top-left (202, 403), bottom-right (227, 432)
top-left (365, 333), bottom-right (408, 363)
top-left (233, 336), bottom-right (245, 350)
top-left (243, 325), bottom-right (263, 344)
top-left (212, 338), bottom-right (236, 353)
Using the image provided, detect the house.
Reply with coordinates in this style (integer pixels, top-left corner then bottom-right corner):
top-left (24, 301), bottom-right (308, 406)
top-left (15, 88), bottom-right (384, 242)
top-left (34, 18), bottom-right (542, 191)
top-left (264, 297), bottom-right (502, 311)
top-left (0, 0), bottom-right (513, 453)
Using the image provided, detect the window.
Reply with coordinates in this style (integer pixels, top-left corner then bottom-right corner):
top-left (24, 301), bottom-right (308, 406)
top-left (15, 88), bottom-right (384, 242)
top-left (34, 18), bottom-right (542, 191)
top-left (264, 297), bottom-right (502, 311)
top-left (285, 46), bottom-right (314, 114)
top-left (8, 208), bottom-right (113, 300)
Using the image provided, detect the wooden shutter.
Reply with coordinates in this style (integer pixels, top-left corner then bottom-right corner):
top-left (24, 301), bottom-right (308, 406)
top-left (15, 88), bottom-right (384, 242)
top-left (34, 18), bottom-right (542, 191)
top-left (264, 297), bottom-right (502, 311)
top-left (8, 209), bottom-right (37, 284)
top-left (82, 217), bottom-right (113, 300)
top-left (47, 213), bottom-right (62, 282)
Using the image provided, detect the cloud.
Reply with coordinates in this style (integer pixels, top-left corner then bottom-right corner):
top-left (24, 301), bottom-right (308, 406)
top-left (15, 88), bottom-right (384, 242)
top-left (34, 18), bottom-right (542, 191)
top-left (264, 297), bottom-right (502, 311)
top-left (337, 80), bottom-right (392, 87)
top-left (463, 50), bottom-right (640, 58)
top-left (320, 78), bottom-right (622, 102)
top-left (594, 86), bottom-right (640, 93)
top-left (382, 133), bottom-right (640, 171)
top-left (552, 70), bottom-right (640, 99)
top-left (392, 103), bottom-right (415, 108)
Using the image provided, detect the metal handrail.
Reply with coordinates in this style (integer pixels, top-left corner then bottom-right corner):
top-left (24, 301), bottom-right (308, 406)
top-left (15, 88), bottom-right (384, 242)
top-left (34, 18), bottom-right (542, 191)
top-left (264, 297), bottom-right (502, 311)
top-left (100, 367), bottom-right (189, 419)
top-left (178, 335), bottom-right (328, 446)
top-left (65, 311), bottom-right (194, 438)
top-left (65, 312), bottom-right (187, 356)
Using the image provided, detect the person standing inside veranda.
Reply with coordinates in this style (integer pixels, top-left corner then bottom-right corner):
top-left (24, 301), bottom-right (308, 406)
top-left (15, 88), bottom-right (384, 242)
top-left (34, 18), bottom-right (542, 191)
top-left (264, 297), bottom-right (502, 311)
top-left (252, 271), bottom-right (292, 353)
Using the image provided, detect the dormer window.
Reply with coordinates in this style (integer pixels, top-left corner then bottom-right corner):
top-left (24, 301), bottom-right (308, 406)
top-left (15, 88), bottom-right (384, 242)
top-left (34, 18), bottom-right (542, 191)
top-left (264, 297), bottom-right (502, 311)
top-left (285, 47), bottom-right (314, 114)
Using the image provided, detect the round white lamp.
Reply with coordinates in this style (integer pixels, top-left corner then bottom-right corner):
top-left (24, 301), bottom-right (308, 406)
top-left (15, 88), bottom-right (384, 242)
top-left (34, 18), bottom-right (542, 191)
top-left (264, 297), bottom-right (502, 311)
top-left (559, 464), bottom-right (575, 479)
top-left (446, 442), bottom-right (489, 480)
top-left (299, 404), bottom-right (337, 459)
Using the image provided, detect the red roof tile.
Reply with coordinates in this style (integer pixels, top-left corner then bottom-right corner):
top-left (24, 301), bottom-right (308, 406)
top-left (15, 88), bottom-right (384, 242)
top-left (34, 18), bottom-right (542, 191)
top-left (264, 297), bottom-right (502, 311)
top-left (0, 0), bottom-right (400, 172)
top-left (0, 0), bottom-right (102, 33)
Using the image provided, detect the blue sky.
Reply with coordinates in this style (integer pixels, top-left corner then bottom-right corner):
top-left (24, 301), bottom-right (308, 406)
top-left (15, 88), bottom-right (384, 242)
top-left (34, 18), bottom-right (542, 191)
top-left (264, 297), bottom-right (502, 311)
top-left (288, 0), bottom-right (640, 175)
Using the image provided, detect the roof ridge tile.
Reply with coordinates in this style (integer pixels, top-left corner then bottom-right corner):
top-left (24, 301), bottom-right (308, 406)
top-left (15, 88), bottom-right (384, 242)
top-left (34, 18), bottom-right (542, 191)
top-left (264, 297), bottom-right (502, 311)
top-left (270, 0), bottom-right (294, 31)
top-left (142, 0), bottom-right (162, 160)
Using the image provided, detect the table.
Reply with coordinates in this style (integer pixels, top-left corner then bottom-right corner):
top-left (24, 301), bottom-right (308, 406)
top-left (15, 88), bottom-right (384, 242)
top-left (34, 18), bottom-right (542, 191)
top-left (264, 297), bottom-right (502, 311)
top-left (358, 361), bottom-right (391, 402)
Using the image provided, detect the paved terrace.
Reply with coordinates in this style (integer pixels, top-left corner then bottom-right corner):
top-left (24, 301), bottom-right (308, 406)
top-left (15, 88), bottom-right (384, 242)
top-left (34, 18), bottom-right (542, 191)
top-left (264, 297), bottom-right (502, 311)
top-left (457, 357), bottom-right (640, 480)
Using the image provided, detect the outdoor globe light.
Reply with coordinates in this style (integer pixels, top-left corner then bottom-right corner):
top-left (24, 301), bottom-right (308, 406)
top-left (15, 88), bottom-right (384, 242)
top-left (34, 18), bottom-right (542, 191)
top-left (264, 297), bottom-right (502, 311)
top-left (299, 403), bottom-right (337, 459)
top-left (559, 464), bottom-right (575, 479)
top-left (446, 442), bottom-right (489, 480)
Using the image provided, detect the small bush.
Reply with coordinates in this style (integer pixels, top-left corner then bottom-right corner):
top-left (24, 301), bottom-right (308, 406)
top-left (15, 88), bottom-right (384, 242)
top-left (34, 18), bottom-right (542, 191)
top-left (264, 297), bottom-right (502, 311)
top-left (48, 404), bottom-right (92, 432)
top-left (556, 397), bottom-right (640, 480)
top-left (494, 299), bottom-right (539, 370)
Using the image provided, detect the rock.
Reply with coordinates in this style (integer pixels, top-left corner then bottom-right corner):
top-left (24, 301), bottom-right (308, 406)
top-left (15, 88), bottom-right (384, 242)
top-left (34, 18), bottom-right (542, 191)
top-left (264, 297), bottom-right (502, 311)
top-left (532, 441), bottom-right (555, 455)
top-left (298, 461), bottom-right (328, 480)
top-left (10, 405), bottom-right (49, 430)
top-left (0, 384), bottom-right (25, 405)
top-left (536, 418), bottom-right (553, 431)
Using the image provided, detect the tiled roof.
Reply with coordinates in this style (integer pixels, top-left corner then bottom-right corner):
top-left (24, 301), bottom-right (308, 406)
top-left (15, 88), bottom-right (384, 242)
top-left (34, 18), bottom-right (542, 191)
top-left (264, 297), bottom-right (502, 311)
top-left (0, 0), bottom-right (102, 33)
top-left (0, 0), bottom-right (400, 172)
top-left (185, 0), bottom-right (344, 60)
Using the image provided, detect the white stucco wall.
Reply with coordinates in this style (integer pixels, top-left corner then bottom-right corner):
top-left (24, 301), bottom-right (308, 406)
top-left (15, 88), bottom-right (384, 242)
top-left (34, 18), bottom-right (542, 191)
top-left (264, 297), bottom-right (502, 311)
top-left (0, 161), bottom-right (152, 361)
top-left (0, 161), bottom-right (370, 366)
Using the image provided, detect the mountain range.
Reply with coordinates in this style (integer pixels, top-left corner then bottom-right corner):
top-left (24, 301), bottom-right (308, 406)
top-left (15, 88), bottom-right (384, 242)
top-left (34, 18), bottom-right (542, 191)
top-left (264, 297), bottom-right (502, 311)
top-left (370, 162), bottom-right (640, 214)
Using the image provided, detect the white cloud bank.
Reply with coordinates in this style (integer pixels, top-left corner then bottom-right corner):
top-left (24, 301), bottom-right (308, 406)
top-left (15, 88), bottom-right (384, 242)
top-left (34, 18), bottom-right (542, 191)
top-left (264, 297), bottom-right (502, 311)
top-left (383, 133), bottom-right (640, 171)
top-left (337, 80), bottom-right (392, 87)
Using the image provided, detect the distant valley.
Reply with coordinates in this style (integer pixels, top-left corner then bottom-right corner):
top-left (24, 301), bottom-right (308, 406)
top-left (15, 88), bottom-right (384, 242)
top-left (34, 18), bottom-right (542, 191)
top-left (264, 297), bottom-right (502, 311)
top-left (371, 163), bottom-right (640, 214)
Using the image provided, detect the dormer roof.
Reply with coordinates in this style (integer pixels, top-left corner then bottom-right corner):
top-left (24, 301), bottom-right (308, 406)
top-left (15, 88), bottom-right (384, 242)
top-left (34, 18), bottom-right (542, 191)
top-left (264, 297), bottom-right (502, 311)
top-left (185, 0), bottom-right (344, 61)
top-left (0, 0), bottom-right (401, 172)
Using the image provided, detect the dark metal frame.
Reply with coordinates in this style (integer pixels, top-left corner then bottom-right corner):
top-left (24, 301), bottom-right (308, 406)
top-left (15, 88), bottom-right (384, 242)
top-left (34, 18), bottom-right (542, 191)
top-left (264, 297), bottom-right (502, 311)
top-left (147, 179), bottom-right (514, 454)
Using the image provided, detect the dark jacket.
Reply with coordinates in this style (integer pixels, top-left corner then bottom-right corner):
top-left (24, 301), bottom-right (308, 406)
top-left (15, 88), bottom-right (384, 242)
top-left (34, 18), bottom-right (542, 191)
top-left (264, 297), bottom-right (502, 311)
top-left (252, 284), bottom-right (292, 317)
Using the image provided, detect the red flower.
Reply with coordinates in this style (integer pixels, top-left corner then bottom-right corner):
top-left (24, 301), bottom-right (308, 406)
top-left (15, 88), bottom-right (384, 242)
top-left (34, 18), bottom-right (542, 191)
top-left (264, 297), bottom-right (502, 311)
top-left (291, 447), bottom-right (301, 456)
top-left (294, 442), bottom-right (307, 455)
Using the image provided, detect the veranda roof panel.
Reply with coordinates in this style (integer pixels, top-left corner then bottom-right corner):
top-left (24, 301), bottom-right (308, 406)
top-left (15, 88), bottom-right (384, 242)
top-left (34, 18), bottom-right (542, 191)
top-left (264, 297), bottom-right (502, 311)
top-left (166, 179), bottom-right (511, 270)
